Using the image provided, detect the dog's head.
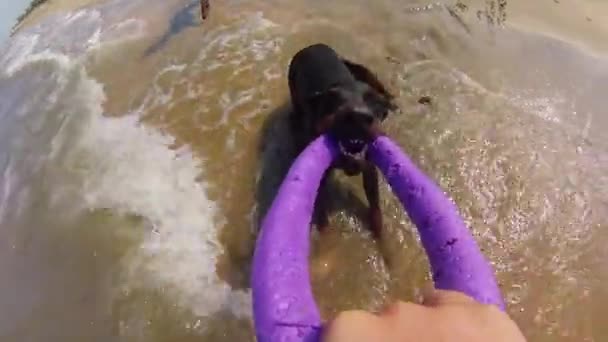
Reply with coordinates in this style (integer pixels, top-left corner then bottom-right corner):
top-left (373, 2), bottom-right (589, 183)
top-left (308, 81), bottom-right (395, 160)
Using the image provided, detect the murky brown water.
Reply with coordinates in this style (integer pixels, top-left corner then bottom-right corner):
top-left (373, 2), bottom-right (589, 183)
top-left (1, 0), bottom-right (607, 341)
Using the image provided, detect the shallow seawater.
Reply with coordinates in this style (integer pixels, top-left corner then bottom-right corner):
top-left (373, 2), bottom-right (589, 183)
top-left (0, 0), bottom-right (607, 341)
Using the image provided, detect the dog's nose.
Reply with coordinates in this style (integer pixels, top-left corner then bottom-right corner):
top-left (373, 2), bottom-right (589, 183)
top-left (347, 109), bottom-right (375, 126)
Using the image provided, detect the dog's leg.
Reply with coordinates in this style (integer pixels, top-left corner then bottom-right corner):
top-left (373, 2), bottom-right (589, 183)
top-left (288, 109), bottom-right (309, 159)
top-left (314, 171), bottom-right (331, 232)
top-left (363, 162), bottom-right (382, 238)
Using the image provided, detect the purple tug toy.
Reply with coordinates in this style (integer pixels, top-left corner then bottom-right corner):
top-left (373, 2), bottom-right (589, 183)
top-left (252, 134), bottom-right (504, 342)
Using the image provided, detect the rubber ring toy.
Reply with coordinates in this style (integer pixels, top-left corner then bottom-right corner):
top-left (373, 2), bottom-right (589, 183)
top-left (252, 134), bottom-right (504, 342)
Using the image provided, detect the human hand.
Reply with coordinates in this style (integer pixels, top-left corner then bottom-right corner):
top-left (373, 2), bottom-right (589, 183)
top-left (322, 289), bottom-right (526, 342)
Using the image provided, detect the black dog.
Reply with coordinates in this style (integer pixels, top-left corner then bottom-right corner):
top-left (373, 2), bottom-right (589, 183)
top-left (288, 44), bottom-right (397, 237)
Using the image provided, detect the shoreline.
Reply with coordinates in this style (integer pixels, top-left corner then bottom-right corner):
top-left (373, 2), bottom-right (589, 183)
top-left (11, 0), bottom-right (49, 34)
top-left (12, 0), bottom-right (100, 35)
top-left (11, 0), bottom-right (608, 59)
top-left (11, 0), bottom-right (51, 35)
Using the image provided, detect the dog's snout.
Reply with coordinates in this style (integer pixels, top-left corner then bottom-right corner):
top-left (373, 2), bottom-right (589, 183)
top-left (347, 110), bottom-right (375, 126)
top-left (360, 113), bottom-right (375, 126)
top-left (346, 107), bottom-right (375, 125)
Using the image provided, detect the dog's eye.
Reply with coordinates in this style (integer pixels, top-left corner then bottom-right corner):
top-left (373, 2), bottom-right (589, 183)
top-left (307, 94), bottom-right (325, 112)
top-left (364, 91), bottom-right (391, 119)
top-left (322, 94), bottom-right (344, 113)
top-left (309, 91), bottom-right (344, 114)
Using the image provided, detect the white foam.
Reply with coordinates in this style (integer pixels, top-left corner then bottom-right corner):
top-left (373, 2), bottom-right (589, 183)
top-left (5, 0), bottom-right (147, 63)
top-left (509, 92), bottom-right (563, 124)
top-left (41, 58), bottom-right (251, 318)
top-left (3, 48), bottom-right (73, 78)
top-left (67, 113), bottom-right (251, 318)
top-left (0, 34), bottom-right (40, 76)
top-left (0, 157), bottom-right (13, 224)
top-left (196, 12), bottom-right (283, 66)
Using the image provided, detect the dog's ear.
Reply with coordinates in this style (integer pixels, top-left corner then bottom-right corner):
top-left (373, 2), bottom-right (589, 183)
top-left (342, 59), bottom-right (396, 104)
top-left (364, 90), bottom-right (395, 121)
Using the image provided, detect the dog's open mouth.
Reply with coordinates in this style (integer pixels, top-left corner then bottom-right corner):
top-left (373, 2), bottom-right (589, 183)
top-left (339, 139), bottom-right (368, 159)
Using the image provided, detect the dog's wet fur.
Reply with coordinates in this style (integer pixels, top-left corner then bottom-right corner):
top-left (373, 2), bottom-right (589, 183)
top-left (288, 44), bottom-right (397, 237)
